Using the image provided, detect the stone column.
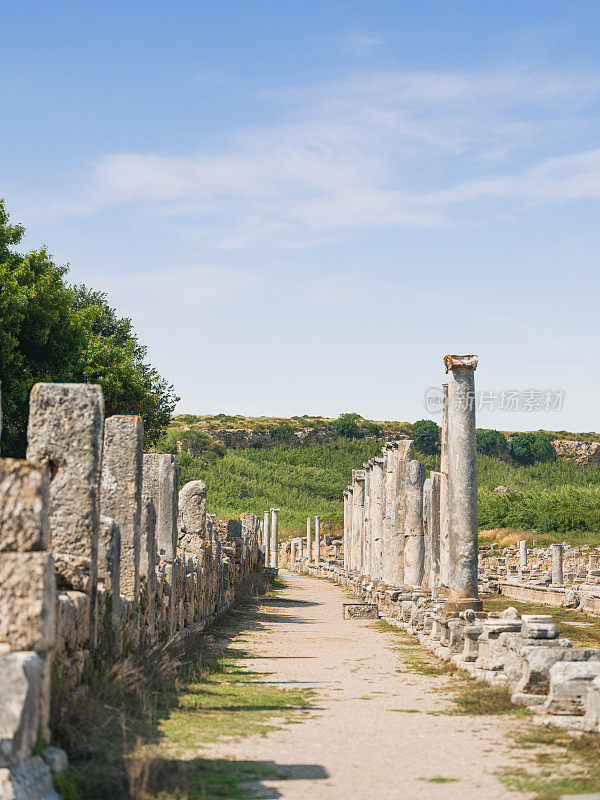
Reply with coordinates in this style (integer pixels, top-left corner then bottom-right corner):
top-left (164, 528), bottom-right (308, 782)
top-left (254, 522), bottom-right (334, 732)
top-left (423, 477), bottom-right (432, 589)
top-left (370, 457), bottom-right (385, 581)
top-left (351, 470), bottom-right (365, 574)
top-left (140, 496), bottom-right (157, 641)
top-left (178, 481), bottom-right (207, 553)
top-left (428, 472), bottom-right (441, 595)
top-left (98, 515), bottom-right (121, 649)
top-left (306, 516), bottom-right (312, 562)
top-left (404, 460), bottom-right (426, 589)
top-left (439, 383), bottom-right (450, 589)
top-left (363, 461), bottom-right (372, 577)
top-left (391, 440), bottom-right (415, 587)
top-left (444, 355), bottom-right (481, 612)
top-left (315, 516), bottom-right (321, 564)
top-left (519, 540), bottom-right (528, 570)
top-left (103, 416), bottom-right (144, 611)
top-left (27, 382), bottom-right (104, 644)
top-left (551, 544), bottom-right (564, 586)
top-left (290, 538), bottom-right (297, 565)
top-left (297, 536), bottom-right (303, 560)
top-left (382, 443), bottom-right (397, 585)
top-left (263, 511), bottom-right (270, 567)
top-left (270, 508), bottom-right (279, 568)
top-left (343, 490), bottom-right (349, 568)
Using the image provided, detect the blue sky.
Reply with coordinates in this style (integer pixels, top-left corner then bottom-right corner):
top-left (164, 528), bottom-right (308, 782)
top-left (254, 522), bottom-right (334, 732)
top-left (2, 1), bottom-right (600, 430)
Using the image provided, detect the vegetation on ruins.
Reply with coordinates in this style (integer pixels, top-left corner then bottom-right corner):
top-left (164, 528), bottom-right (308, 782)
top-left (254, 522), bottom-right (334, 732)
top-left (0, 200), bottom-right (178, 456)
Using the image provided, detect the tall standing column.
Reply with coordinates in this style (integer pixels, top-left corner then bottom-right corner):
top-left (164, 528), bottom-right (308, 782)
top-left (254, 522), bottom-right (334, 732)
top-left (263, 511), bottom-right (270, 567)
top-left (351, 470), bottom-right (365, 574)
top-left (391, 440), bottom-right (414, 587)
top-left (551, 544), bottom-right (564, 585)
top-left (306, 516), bottom-right (312, 562)
top-left (343, 490), bottom-right (349, 569)
top-left (519, 539), bottom-right (528, 570)
top-left (363, 461), bottom-right (372, 577)
top-left (444, 354), bottom-right (481, 611)
top-left (371, 457), bottom-right (385, 580)
top-left (428, 472), bottom-right (441, 594)
top-left (270, 508), bottom-right (279, 568)
top-left (315, 516), bottom-right (321, 564)
top-left (404, 460), bottom-right (426, 589)
top-left (439, 383), bottom-right (450, 589)
top-left (290, 538), bottom-right (297, 566)
top-left (382, 443), bottom-right (396, 585)
top-left (423, 477), bottom-right (432, 589)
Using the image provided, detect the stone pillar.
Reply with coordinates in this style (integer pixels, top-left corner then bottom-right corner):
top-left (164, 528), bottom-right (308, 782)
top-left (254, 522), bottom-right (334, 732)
top-left (588, 554), bottom-right (599, 573)
top-left (178, 480), bottom-right (207, 553)
top-left (26, 383), bottom-right (104, 644)
top-left (370, 457), bottom-right (385, 581)
top-left (428, 472), bottom-right (441, 594)
top-left (551, 544), bottom-right (564, 586)
top-left (140, 496), bottom-right (157, 641)
top-left (270, 508), bottom-right (279, 568)
top-left (351, 470), bottom-right (365, 574)
top-left (382, 443), bottom-right (397, 585)
top-left (444, 355), bottom-right (481, 611)
top-left (363, 461), bottom-right (372, 577)
top-left (263, 511), bottom-right (270, 567)
top-left (519, 539), bottom-right (528, 570)
top-left (439, 383), bottom-right (450, 589)
top-left (98, 515), bottom-right (121, 650)
top-left (423, 477), bottom-right (432, 589)
top-left (404, 460), bottom-right (426, 589)
top-left (290, 538), bottom-right (297, 565)
top-left (142, 453), bottom-right (178, 563)
top-left (315, 516), bottom-right (321, 564)
top-left (306, 516), bottom-right (312, 562)
top-left (343, 490), bottom-right (349, 568)
top-left (391, 440), bottom-right (415, 587)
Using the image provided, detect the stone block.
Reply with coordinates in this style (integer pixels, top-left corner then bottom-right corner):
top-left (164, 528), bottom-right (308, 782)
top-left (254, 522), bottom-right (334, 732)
top-left (178, 480), bottom-right (207, 551)
top-left (545, 661), bottom-right (600, 716)
top-left (56, 592), bottom-right (89, 652)
top-left (101, 416), bottom-right (143, 604)
top-left (97, 516), bottom-right (120, 596)
top-left (522, 614), bottom-right (559, 639)
top-left (41, 747), bottom-right (67, 774)
top-left (142, 454), bottom-right (178, 562)
top-left (0, 755), bottom-right (58, 799)
top-left (0, 460), bottom-right (49, 552)
top-left (140, 496), bottom-right (156, 639)
top-left (0, 554), bottom-right (56, 651)
top-left (342, 603), bottom-right (378, 620)
top-left (26, 383), bottom-right (103, 594)
top-left (0, 652), bottom-right (42, 766)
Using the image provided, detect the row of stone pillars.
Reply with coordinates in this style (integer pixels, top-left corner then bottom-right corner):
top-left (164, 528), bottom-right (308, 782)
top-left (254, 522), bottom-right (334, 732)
top-left (261, 508), bottom-right (279, 568)
top-left (342, 355), bottom-right (481, 612)
top-left (288, 516), bottom-right (322, 566)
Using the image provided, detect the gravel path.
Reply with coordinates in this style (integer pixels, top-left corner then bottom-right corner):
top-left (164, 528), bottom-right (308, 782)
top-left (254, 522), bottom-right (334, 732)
top-left (206, 571), bottom-right (527, 799)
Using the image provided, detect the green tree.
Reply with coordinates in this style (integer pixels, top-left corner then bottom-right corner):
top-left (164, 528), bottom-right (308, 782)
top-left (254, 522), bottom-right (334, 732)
top-left (362, 421), bottom-right (383, 438)
top-left (476, 428), bottom-right (508, 457)
top-left (0, 199), bottom-right (178, 456)
top-left (532, 432), bottom-right (555, 463)
top-left (511, 432), bottom-right (555, 465)
top-left (335, 412), bottom-right (362, 439)
top-left (410, 419), bottom-right (439, 454)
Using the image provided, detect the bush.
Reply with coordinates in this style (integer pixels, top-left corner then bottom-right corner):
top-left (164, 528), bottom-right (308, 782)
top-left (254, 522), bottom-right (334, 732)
top-left (511, 432), bottom-right (555, 465)
top-left (411, 419), bottom-right (439, 454)
top-left (476, 429), bottom-right (508, 457)
top-left (363, 421), bottom-right (383, 438)
top-left (335, 413), bottom-right (362, 439)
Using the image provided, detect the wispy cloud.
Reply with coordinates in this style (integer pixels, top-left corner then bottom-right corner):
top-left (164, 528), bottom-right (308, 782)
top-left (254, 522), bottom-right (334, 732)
top-left (37, 66), bottom-right (600, 247)
top-left (338, 32), bottom-right (385, 54)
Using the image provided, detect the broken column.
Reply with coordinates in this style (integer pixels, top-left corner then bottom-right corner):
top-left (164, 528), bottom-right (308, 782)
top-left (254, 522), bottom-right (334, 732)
top-left (439, 383), bottom-right (450, 589)
top-left (306, 516), bottom-right (312, 563)
top-left (27, 382), bottom-right (104, 644)
top-left (519, 539), bottom-right (528, 571)
top-left (428, 472), bottom-right (442, 595)
top-left (270, 508), bottom-right (279, 568)
top-left (290, 538), bottom-right (297, 565)
top-left (178, 480), bottom-right (207, 553)
top-left (404, 460), bottom-right (426, 589)
top-left (263, 510), bottom-right (270, 566)
top-left (315, 516), bottom-right (321, 564)
top-left (552, 544), bottom-right (564, 586)
top-left (444, 355), bottom-right (482, 612)
top-left (351, 469), bottom-right (365, 574)
top-left (391, 440), bottom-right (415, 587)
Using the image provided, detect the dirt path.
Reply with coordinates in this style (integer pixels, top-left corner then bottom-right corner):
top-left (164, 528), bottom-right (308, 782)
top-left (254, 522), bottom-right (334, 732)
top-left (205, 571), bottom-right (527, 799)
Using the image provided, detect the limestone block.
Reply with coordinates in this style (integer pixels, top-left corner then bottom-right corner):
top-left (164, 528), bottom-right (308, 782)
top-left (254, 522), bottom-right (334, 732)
top-left (0, 652), bottom-right (42, 766)
top-left (521, 614), bottom-right (559, 639)
top-left (0, 755), bottom-right (58, 800)
top-left (516, 644), bottom-right (598, 696)
top-left (0, 460), bottom-right (49, 552)
top-left (26, 383), bottom-right (104, 591)
top-left (97, 516), bottom-right (120, 596)
top-left (545, 661), bottom-right (600, 716)
top-left (140, 496), bottom-right (157, 638)
top-left (56, 592), bottom-right (89, 652)
top-left (142, 454), bottom-right (178, 562)
top-left (178, 481), bottom-right (207, 551)
top-left (41, 747), bottom-right (67, 774)
top-left (0, 554), bottom-right (56, 651)
top-left (101, 416), bottom-right (143, 604)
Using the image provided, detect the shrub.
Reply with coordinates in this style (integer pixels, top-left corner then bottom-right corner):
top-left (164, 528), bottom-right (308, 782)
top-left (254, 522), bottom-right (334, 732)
top-left (511, 432), bottom-right (555, 465)
top-left (411, 420), bottom-right (439, 454)
top-left (335, 413), bottom-right (362, 439)
top-left (532, 432), bottom-right (555, 463)
top-left (476, 429), bottom-right (508, 457)
top-left (363, 421), bottom-right (383, 438)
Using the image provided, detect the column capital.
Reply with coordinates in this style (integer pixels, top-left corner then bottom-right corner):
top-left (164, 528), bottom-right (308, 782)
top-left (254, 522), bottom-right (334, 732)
top-left (443, 354), bottom-right (478, 373)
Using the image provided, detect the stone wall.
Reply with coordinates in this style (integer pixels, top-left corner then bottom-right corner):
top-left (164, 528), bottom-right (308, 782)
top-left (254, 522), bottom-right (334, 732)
top-left (0, 383), bottom-right (269, 800)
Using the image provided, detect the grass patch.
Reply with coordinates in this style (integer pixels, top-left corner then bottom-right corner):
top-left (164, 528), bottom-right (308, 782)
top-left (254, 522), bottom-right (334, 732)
top-left (449, 681), bottom-right (528, 716)
top-left (419, 776), bottom-right (459, 783)
top-left (51, 578), bottom-right (313, 799)
top-left (499, 727), bottom-right (600, 800)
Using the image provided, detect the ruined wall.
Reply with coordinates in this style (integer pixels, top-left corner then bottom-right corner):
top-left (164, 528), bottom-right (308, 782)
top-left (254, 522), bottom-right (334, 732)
top-left (0, 383), bottom-right (268, 799)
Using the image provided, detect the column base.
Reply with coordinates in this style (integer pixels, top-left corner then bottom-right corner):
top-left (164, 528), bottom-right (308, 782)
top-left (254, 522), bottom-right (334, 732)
top-left (444, 597), bottom-right (483, 616)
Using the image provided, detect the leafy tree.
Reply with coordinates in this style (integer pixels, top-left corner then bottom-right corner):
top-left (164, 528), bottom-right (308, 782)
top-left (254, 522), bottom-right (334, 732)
top-left (0, 199), bottom-right (178, 456)
top-left (532, 432), bottom-right (555, 463)
top-left (410, 419), bottom-right (439, 454)
top-left (335, 412), bottom-right (362, 439)
top-left (511, 432), bottom-right (555, 465)
top-left (476, 428), bottom-right (508, 457)
top-left (363, 421), bottom-right (383, 438)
